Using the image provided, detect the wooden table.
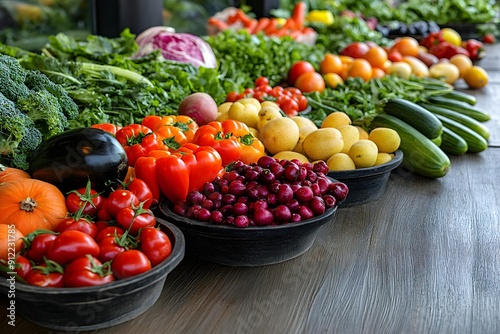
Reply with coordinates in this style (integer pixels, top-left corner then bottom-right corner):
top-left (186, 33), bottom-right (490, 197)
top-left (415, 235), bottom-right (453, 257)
top-left (2, 44), bottom-right (500, 334)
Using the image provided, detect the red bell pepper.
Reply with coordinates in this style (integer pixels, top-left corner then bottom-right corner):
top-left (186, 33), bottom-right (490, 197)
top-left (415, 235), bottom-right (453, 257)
top-left (192, 120), bottom-right (257, 166)
top-left (115, 124), bottom-right (160, 166)
top-left (428, 41), bottom-right (470, 59)
top-left (419, 31), bottom-right (445, 50)
top-left (462, 39), bottom-right (485, 61)
top-left (156, 143), bottom-right (222, 203)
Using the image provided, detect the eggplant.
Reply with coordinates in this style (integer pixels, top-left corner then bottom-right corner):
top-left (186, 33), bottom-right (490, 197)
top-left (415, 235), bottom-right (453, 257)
top-left (29, 128), bottom-right (128, 195)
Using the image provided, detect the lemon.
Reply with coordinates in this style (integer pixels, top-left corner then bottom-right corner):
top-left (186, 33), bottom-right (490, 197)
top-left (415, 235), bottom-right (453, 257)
top-left (303, 128), bottom-right (344, 161)
top-left (293, 125), bottom-right (317, 155)
top-left (349, 139), bottom-right (378, 168)
top-left (338, 124), bottom-right (360, 154)
top-left (273, 151), bottom-right (310, 163)
top-left (463, 65), bottom-right (489, 89)
top-left (355, 126), bottom-right (369, 140)
top-left (373, 152), bottom-right (393, 166)
top-left (259, 117), bottom-right (300, 155)
top-left (321, 112), bottom-right (351, 129)
top-left (368, 127), bottom-right (401, 153)
top-left (327, 153), bottom-right (356, 171)
top-left (441, 28), bottom-right (462, 46)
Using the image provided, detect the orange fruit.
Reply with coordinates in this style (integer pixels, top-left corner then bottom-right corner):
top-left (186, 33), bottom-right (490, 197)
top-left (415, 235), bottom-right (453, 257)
top-left (371, 67), bottom-right (386, 78)
top-left (391, 37), bottom-right (419, 57)
top-left (339, 55), bottom-right (354, 64)
top-left (363, 45), bottom-right (388, 69)
top-left (463, 66), bottom-right (489, 89)
top-left (320, 53), bottom-right (343, 75)
top-left (346, 59), bottom-right (373, 82)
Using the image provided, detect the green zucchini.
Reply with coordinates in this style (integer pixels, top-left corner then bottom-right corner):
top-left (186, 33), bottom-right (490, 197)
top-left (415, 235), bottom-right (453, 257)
top-left (370, 114), bottom-right (450, 178)
top-left (439, 127), bottom-right (468, 155)
top-left (433, 114), bottom-right (488, 153)
top-left (418, 103), bottom-right (490, 140)
top-left (428, 96), bottom-right (490, 122)
top-left (441, 90), bottom-right (477, 105)
top-left (430, 134), bottom-right (442, 147)
top-left (383, 98), bottom-right (443, 139)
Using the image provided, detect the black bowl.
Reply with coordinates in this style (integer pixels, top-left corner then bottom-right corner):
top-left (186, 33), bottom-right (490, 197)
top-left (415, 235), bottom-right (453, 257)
top-left (328, 150), bottom-right (403, 207)
top-left (157, 200), bottom-right (338, 267)
top-left (0, 219), bottom-right (184, 331)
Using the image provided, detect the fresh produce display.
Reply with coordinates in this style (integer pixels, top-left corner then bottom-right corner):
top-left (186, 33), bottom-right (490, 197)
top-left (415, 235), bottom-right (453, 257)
top-left (171, 157), bottom-right (349, 227)
top-left (1, 179), bottom-right (174, 287)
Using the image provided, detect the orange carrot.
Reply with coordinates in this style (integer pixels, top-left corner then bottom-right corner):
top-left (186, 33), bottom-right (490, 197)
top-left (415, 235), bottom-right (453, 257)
top-left (208, 17), bottom-right (230, 30)
top-left (245, 19), bottom-right (258, 33)
top-left (263, 18), bottom-right (279, 35)
top-left (252, 17), bottom-right (270, 34)
top-left (291, 1), bottom-right (306, 30)
top-left (235, 9), bottom-right (252, 25)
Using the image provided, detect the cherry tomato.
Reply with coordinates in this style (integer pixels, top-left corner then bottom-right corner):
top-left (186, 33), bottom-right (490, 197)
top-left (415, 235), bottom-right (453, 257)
top-left (115, 207), bottom-right (156, 236)
top-left (280, 98), bottom-right (300, 116)
top-left (55, 217), bottom-right (98, 239)
top-left (25, 262), bottom-right (64, 287)
top-left (295, 95), bottom-right (308, 111)
top-left (139, 227), bottom-right (172, 266)
top-left (46, 230), bottom-right (100, 265)
top-left (225, 91), bottom-right (240, 102)
top-left (95, 220), bottom-right (111, 233)
top-left (106, 190), bottom-right (140, 217)
top-left (14, 255), bottom-right (32, 280)
top-left (98, 236), bottom-right (127, 262)
top-left (97, 201), bottom-right (113, 221)
top-left (66, 185), bottom-right (104, 216)
top-left (23, 232), bottom-right (58, 263)
top-left (340, 42), bottom-right (370, 59)
top-left (64, 255), bottom-right (115, 287)
top-left (294, 72), bottom-right (326, 93)
top-left (111, 249), bottom-right (152, 279)
top-left (288, 61), bottom-right (316, 86)
top-left (96, 226), bottom-right (125, 244)
top-left (119, 178), bottom-right (153, 209)
top-left (254, 76), bottom-right (269, 87)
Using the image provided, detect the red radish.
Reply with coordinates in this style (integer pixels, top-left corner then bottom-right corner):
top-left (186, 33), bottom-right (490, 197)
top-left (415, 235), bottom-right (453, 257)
top-left (178, 92), bottom-right (218, 126)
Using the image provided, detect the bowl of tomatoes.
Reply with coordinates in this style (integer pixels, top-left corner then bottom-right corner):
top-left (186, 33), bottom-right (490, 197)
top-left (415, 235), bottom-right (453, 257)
top-left (0, 219), bottom-right (184, 331)
top-left (327, 150), bottom-right (403, 207)
top-left (156, 157), bottom-right (348, 267)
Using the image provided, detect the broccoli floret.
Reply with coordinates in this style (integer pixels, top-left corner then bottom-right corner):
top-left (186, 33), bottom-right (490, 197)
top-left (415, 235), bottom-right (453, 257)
top-left (24, 69), bottom-right (79, 120)
top-left (17, 90), bottom-right (69, 140)
top-left (0, 55), bottom-right (30, 102)
top-left (0, 92), bottom-right (37, 170)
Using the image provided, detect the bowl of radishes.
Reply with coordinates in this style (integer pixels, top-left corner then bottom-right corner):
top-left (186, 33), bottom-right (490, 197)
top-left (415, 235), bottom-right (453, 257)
top-left (157, 156), bottom-right (348, 266)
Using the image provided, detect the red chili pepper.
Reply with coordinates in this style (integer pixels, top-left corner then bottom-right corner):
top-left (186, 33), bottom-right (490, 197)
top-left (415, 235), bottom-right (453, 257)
top-left (156, 143), bottom-right (222, 203)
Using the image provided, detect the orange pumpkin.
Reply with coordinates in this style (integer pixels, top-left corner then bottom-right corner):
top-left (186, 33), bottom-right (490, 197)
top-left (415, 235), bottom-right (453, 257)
top-left (0, 179), bottom-right (68, 235)
top-left (0, 224), bottom-right (24, 261)
top-left (0, 164), bottom-right (31, 184)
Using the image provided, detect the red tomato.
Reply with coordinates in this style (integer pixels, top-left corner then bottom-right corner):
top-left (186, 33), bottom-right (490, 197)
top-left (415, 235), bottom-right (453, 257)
top-left (111, 249), bottom-right (152, 279)
top-left (279, 98), bottom-right (300, 116)
top-left (66, 186), bottom-right (104, 216)
top-left (98, 236), bottom-right (127, 262)
top-left (55, 217), bottom-right (98, 239)
top-left (225, 91), bottom-right (240, 102)
top-left (46, 230), bottom-right (100, 265)
top-left (294, 72), bottom-right (326, 93)
top-left (14, 255), bottom-right (32, 280)
top-left (115, 207), bottom-right (156, 236)
top-left (25, 265), bottom-right (64, 287)
top-left (295, 95), bottom-right (308, 111)
top-left (64, 255), bottom-right (115, 287)
top-left (106, 190), bottom-right (140, 217)
top-left (139, 227), bottom-right (172, 266)
top-left (23, 232), bottom-right (57, 263)
top-left (288, 61), bottom-right (316, 86)
top-left (340, 42), bottom-right (370, 59)
top-left (95, 226), bottom-right (125, 244)
top-left (119, 178), bottom-right (153, 209)
top-left (254, 76), bottom-right (269, 87)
